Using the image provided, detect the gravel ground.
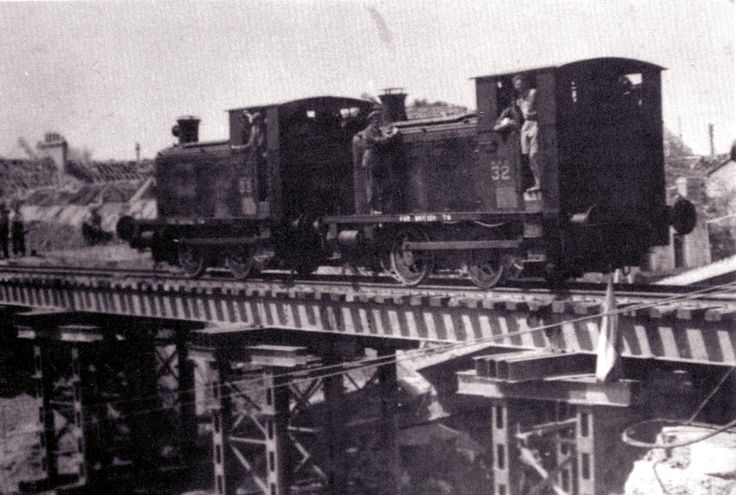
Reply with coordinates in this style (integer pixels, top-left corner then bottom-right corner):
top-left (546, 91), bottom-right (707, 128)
top-left (625, 427), bottom-right (736, 495)
top-left (2, 243), bottom-right (155, 270)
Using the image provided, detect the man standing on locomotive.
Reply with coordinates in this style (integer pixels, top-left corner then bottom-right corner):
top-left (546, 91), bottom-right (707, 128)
top-left (513, 74), bottom-right (541, 192)
top-left (352, 110), bottom-right (399, 214)
top-left (240, 111), bottom-right (268, 201)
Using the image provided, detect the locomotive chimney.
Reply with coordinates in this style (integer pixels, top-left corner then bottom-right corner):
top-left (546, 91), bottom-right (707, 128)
top-left (378, 88), bottom-right (408, 123)
top-left (172, 115), bottom-right (201, 144)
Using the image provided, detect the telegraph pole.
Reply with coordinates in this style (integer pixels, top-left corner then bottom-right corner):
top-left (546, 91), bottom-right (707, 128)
top-left (708, 123), bottom-right (715, 156)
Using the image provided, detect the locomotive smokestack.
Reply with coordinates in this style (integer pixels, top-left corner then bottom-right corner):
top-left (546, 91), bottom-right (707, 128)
top-left (378, 88), bottom-right (408, 123)
top-left (173, 115), bottom-right (201, 144)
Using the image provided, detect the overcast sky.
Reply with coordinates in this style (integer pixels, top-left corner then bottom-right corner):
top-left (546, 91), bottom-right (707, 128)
top-left (0, 0), bottom-right (733, 160)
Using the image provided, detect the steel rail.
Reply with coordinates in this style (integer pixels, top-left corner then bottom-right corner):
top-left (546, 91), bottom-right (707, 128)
top-left (1, 262), bottom-right (734, 305)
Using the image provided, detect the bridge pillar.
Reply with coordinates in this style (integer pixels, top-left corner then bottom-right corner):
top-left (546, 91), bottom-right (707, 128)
top-left (489, 398), bottom-right (540, 495)
top-left (208, 348), bottom-right (233, 495)
top-left (556, 405), bottom-right (575, 494)
top-left (151, 327), bottom-right (197, 474)
top-left (261, 369), bottom-right (291, 495)
top-left (194, 336), bottom-right (406, 495)
top-left (574, 405), bottom-right (635, 495)
top-left (0, 305), bottom-right (31, 396)
top-left (176, 328), bottom-right (198, 464)
top-left (322, 352), bottom-right (347, 494)
top-left (69, 342), bottom-right (94, 487)
top-left (199, 341), bottom-right (323, 495)
top-left (377, 347), bottom-right (400, 495)
top-left (458, 366), bottom-right (643, 495)
top-left (15, 320), bottom-right (166, 494)
top-left (33, 341), bottom-right (59, 486)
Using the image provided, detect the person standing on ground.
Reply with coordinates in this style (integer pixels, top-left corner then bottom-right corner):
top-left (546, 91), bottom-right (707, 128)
top-left (0, 203), bottom-right (9, 259)
top-left (10, 203), bottom-right (26, 257)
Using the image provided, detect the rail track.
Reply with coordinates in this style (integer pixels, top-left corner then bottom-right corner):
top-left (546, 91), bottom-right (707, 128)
top-left (1, 261), bottom-right (734, 309)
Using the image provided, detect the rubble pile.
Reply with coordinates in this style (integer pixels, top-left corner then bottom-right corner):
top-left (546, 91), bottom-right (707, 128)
top-left (625, 426), bottom-right (736, 495)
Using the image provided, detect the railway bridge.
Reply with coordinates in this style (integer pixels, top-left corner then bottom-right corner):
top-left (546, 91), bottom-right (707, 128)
top-left (1, 267), bottom-right (735, 495)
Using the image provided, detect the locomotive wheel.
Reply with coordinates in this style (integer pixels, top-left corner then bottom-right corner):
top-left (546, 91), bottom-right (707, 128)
top-left (226, 246), bottom-right (255, 280)
top-left (381, 257), bottom-right (403, 283)
top-left (467, 251), bottom-right (506, 289)
top-left (295, 257), bottom-right (320, 277)
top-left (178, 244), bottom-right (206, 278)
top-left (378, 250), bottom-right (404, 282)
top-left (544, 263), bottom-right (569, 287)
top-left (291, 214), bottom-right (322, 277)
top-left (389, 228), bottom-right (434, 287)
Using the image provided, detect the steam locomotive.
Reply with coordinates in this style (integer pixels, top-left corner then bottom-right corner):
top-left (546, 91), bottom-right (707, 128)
top-left (116, 57), bottom-right (696, 287)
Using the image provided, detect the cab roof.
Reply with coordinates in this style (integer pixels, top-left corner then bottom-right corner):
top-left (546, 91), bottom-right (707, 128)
top-left (228, 95), bottom-right (373, 114)
top-left (472, 57), bottom-right (665, 81)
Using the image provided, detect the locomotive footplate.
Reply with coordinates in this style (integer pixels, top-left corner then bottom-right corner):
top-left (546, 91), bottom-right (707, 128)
top-left (403, 239), bottom-right (522, 251)
top-left (325, 211), bottom-right (540, 224)
top-left (175, 236), bottom-right (260, 247)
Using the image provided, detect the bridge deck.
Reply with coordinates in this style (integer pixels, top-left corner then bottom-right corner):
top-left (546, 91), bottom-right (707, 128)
top-left (1, 272), bottom-right (735, 366)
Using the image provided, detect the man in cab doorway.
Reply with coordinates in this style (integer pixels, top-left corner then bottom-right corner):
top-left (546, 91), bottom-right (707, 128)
top-left (513, 74), bottom-right (540, 192)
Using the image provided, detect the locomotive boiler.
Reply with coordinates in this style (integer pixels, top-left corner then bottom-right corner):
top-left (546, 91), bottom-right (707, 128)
top-left (117, 57), bottom-right (696, 287)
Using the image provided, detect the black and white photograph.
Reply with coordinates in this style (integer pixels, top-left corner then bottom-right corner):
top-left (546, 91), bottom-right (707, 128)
top-left (0, 1), bottom-right (734, 494)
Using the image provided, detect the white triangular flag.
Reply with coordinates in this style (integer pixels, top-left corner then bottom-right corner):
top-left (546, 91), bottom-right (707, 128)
top-left (596, 274), bottom-right (622, 382)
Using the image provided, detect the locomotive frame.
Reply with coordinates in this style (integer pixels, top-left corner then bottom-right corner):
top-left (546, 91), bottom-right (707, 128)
top-left (117, 57), bottom-right (696, 288)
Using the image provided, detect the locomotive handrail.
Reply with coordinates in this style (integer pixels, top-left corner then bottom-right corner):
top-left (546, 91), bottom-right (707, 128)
top-left (393, 113), bottom-right (476, 128)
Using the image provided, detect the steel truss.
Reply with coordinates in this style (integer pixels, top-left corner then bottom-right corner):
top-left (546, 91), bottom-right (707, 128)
top-left (15, 320), bottom-right (196, 494)
top-left (490, 398), bottom-right (637, 495)
top-left (203, 345), bottom-right (401, 495)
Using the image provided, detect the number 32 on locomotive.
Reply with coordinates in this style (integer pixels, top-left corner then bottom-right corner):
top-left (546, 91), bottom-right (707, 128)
top-left (489, 157), bottom-right (511, 181)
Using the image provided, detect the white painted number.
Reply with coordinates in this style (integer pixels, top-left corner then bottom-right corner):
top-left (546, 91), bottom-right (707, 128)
top-left (491, 164), bottom-right (510, 181)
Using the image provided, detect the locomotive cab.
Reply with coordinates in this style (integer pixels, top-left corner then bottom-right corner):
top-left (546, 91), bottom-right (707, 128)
top-left (474, 58), bottom-right (676, 277)
top-left (118, 96), bottom-right (373, 277)
top-left (228, 97), bottom-right (374, 221)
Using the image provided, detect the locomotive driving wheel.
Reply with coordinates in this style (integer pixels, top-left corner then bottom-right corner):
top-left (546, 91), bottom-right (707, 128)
top-left (289, 214), bottom-right (322, 277)
top-left (226, 245), bottom-right (255, 280)
top-left (380, 255), bottom-right (403, 283)
top-left (466, 251), bottom-right (506, 289)
top-left (389, 227), bottom-right (434, 286)
top-left (294, 256), bottom-right (320, 277)
top-left (178, 244), bottom-right (206, 278)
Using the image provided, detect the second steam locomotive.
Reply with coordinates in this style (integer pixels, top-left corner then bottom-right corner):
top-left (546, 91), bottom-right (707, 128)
top-left (117, 57), bottom-right (696, 287)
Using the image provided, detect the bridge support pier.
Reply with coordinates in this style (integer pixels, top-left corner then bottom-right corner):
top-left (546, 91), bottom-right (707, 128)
top-left (322, 351), bottom-right (347, 494)
top-left (151, 327), bottom-right (197, 473)
top-left (33, 341), bottom-right (60, 486)
top-left (191, 329), bottom-right (405, 495)
top-left (574, 405), bottom-right (636, 495)
top-left (459, 370), bottom-right (643, 495)
top-left (377, 347), bottom-right (400, 495)
top-left (13, 318), bottom-right (167, 494)
top-left (200, 341), bottom-right (325, 495)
